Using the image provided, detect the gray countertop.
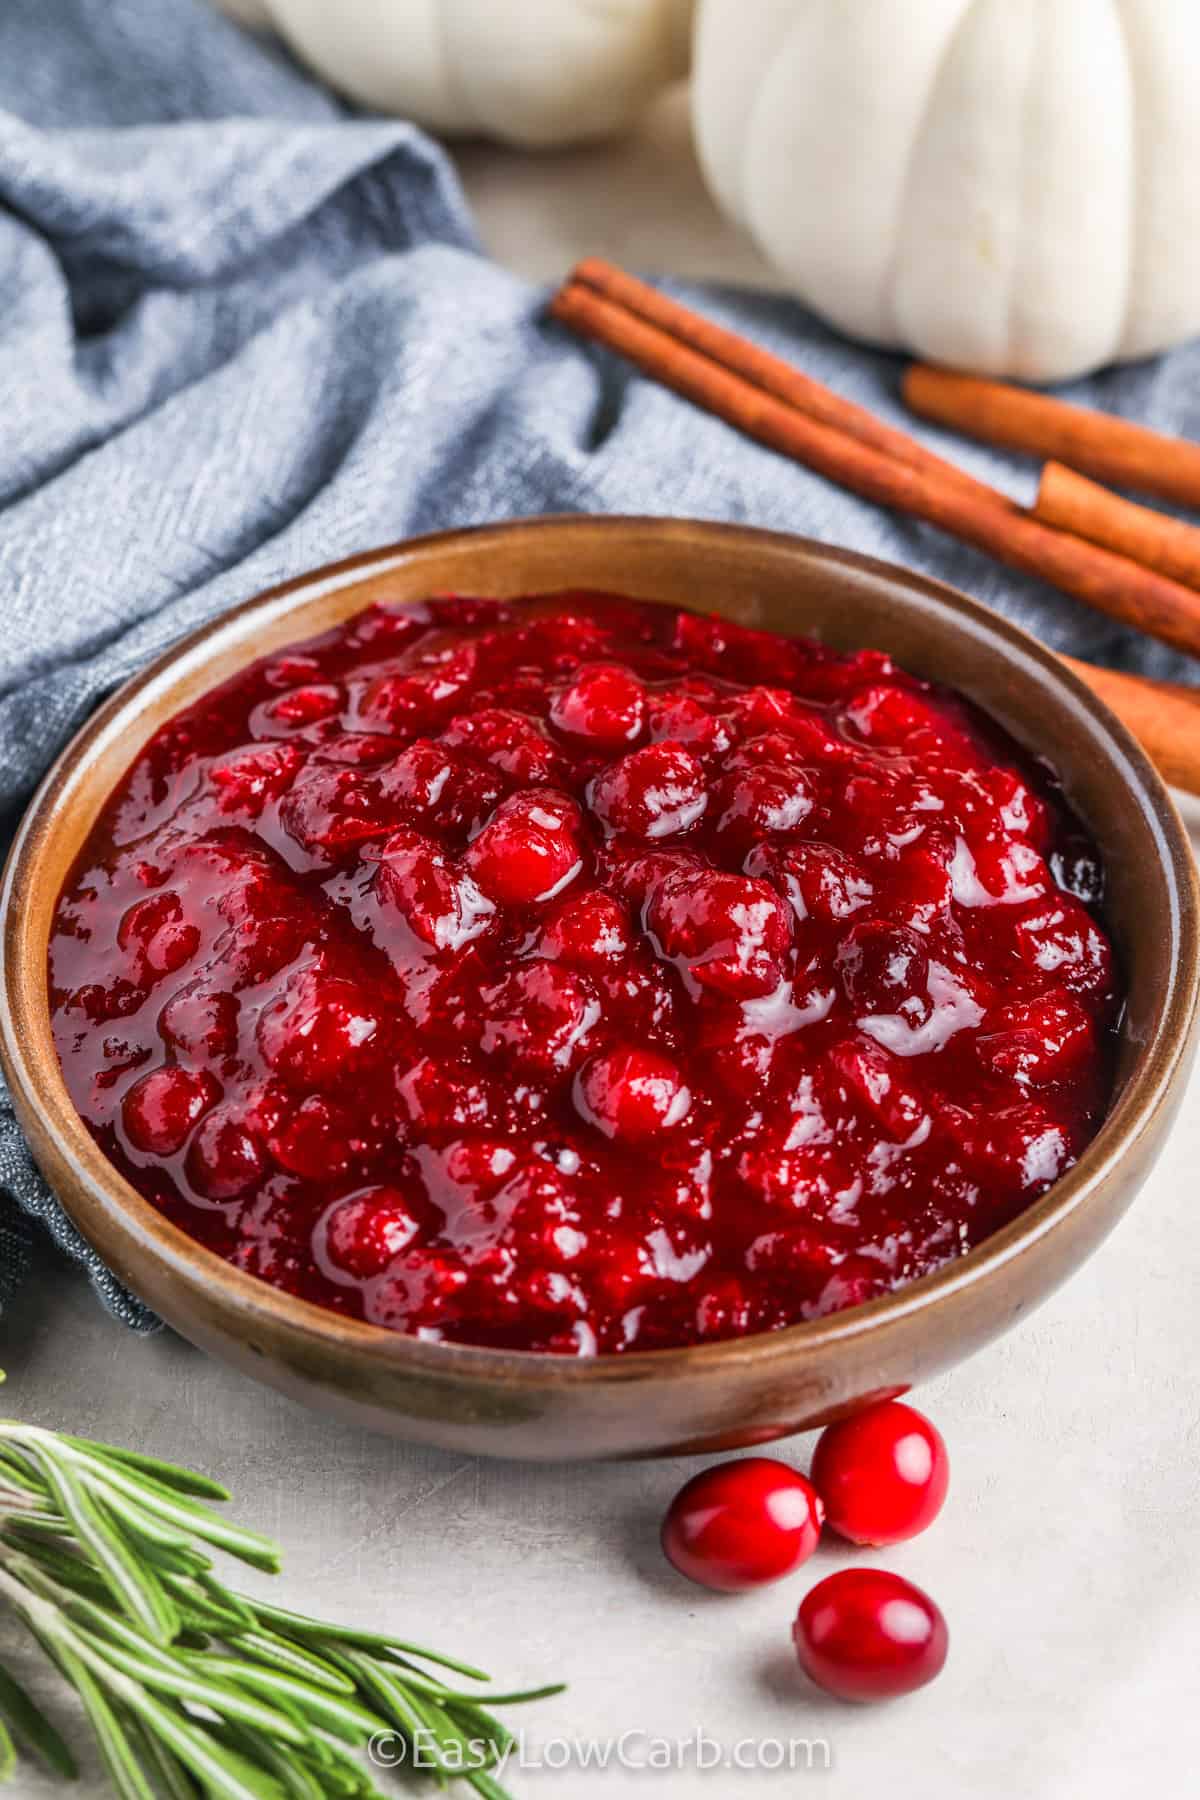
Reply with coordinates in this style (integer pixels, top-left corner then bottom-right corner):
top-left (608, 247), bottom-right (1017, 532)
top-left (5, 89), bottom-right (1198, 1800)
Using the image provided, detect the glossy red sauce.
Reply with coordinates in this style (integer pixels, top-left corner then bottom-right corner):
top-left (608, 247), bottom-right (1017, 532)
top-left (49, 594), bottom-right (1121, 1353)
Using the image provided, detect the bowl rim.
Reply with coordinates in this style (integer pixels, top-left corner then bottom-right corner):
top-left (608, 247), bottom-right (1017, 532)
top-left (3, 513), bottom-right (1198, 1389)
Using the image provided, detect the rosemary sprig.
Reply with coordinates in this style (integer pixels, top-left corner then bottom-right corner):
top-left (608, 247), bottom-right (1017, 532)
top-left (0, 1395), bottom-right (562, 1797)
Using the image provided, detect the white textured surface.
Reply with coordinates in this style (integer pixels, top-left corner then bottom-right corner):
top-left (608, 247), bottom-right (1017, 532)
top-left (4, 95), bottom-right (1198, 1798)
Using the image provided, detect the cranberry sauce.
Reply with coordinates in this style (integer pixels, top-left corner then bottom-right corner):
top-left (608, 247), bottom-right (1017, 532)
top-left (49, 594), bottom-right (1121, 1354)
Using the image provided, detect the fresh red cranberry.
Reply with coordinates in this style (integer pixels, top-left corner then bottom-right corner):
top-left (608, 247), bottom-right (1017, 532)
top-left (811, 1401), bottom-right (949, 1545)
top-left (645, 865), bottom-right (791, 998)
top-left (550, 661), bottom-right (646, 749)
top-left (589, 741), bottom-right (707, 840)
top-left (574, 1046), bottom-right (692, 1141)
top-left (122, 1066), bottom-right (218, 1155)
top-left (375, 828), bottom-right (494, 952)
top-left (793, 1570), bottom-right (948, 1701)
top-left (662, 1458), bottom-right (824, 1592)
top-left (257, 969), bottom-right (384, 1089)
top-left (465, 791), bottom-right (583, 907)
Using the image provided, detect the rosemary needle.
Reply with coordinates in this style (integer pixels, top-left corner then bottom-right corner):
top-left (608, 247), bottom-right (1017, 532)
top-left (0, 1383), bottom-right (563, 1797)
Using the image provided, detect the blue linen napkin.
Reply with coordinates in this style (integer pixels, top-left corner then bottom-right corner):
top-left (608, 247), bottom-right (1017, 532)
top-left (1, 0), bottom-right (1196, 1329)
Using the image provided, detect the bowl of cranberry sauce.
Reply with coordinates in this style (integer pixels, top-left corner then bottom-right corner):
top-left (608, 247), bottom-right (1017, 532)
top-left (42, 584), bottom-right (1131, 1349)
top-left (7, 521), bottom-right (1197, 1455)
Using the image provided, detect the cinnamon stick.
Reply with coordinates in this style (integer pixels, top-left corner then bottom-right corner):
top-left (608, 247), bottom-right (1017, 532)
top-left (1036, 461), bottom-right (1200, 593)
top-left (551, 280), bottom-right (1200, 660)
top-left (1060, 657), bottom-right (1200, 794)
top-left (905, 364), bottom-right (1200, 511)
top-left (571, 259), bottom-right (1000, 507)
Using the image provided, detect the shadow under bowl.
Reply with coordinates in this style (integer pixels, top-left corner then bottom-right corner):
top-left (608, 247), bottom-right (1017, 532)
top-left (2, 516), bottom-right (1196, 1459)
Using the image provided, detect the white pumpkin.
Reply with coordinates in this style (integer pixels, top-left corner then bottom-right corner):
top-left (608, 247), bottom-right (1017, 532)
top-left (693, 0), bottom-right (1200, 382)
top-left (217, 0), bottom-right (694, 149)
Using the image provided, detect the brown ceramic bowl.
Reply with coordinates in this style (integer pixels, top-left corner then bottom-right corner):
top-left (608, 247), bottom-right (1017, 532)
top-left (2, 518), bottom-right (1197, 1459)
